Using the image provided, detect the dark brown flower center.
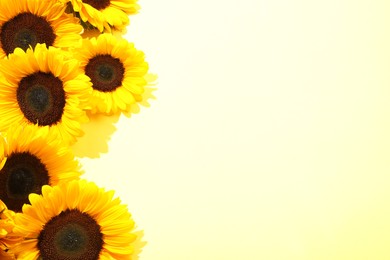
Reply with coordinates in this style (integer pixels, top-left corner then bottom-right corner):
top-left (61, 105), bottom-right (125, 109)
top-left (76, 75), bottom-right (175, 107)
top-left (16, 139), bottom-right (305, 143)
top-left (0, 13), bottom-right (55, 55)
top-left (17, 72), bottom-right (65, 126)
top-left (83, 0), bottom-right (111, 10)
top-left (0, 152), bottom-right (49, 212)
top-left (85, 54), bottom-right (125, 92)
top-left (38, 209), bottom-right (103, 260)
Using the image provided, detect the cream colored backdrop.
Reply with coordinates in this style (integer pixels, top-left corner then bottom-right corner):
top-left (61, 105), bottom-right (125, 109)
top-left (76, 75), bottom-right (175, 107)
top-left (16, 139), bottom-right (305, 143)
top-left (77, 0), bottom-right (390, 259)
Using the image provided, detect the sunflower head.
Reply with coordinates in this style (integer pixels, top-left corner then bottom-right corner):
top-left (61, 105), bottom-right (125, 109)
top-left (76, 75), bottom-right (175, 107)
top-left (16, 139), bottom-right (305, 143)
top-left (0, 44), bottom-right (92, 145)
top-left (0, 0), bottom-right (82, 58)
top-left (0, 200), bottom-right (22, 259)
top-left (75, 33), bottom-right (148, 115)
top-left (11, 180), bottom-right (137, 259)
top-left (66, 0), bottom-right (139, 32)
top-left (0, 125), bottom-right (82, 212)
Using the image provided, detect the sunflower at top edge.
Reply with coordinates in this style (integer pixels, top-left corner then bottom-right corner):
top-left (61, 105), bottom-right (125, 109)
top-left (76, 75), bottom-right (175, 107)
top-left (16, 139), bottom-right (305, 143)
top-left (0, 0), bottom-right (82, 59)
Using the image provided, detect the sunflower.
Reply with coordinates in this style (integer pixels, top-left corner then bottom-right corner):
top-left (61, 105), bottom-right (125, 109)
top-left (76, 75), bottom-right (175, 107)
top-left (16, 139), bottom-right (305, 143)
top-left (0, 200), bottom-right (22, 259)
top-left (66, 0), bottom-right (139, 32)
top-left (0, 44), bottom-right (92, 145)
top-left (11, 180), bottom-right (137, 259)
top-left (75, 33), bottom-right (148, 114)
top-left (0, 125), bottom-right (82, 213)
top-left (0, 0), bottom-right (82, 59)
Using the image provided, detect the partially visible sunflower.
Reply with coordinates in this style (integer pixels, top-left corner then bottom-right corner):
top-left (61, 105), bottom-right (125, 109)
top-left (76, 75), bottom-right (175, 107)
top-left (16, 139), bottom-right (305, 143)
top-left (0, 44), bottom-right (92, 145)
top-left (11, 180), bottom-right (137, 259)
top-left (75, 33), bottom-right (148, 114)
top-left (0, 126), bottom-right (82, 212)
top-left (0, 200), bottom-right (22, 259)
top-left (66, 0), bottom-right (139, 32)
top-left (0, 0), bottom-right (82, 59)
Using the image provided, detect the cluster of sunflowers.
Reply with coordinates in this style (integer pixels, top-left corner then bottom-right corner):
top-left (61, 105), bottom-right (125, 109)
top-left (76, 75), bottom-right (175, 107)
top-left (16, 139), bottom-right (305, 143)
top-left (0, 0), bottom-right (151, 259)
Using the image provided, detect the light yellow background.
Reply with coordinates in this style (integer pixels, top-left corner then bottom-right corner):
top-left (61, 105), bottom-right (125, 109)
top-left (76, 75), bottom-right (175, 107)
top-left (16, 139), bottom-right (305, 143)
top-left (78, 0), bottom-right (390, 259)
